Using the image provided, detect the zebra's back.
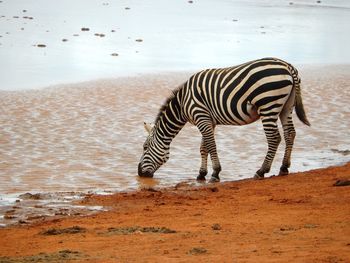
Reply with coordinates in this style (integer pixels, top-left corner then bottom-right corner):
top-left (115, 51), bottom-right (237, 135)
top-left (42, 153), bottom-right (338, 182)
top-left (183, 58), bottom-right (296, 126)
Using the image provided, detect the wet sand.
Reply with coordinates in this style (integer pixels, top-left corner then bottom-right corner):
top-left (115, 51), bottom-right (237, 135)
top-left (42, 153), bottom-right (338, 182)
top-left (0, 163), bottom-right (349, 262)
top-left (0, 65), bottom-right (350, 226)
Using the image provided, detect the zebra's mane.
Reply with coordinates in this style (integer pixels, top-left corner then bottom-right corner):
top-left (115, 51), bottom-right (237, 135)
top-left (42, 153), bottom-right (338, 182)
top-left (154, 84), bottom-right (183, 125)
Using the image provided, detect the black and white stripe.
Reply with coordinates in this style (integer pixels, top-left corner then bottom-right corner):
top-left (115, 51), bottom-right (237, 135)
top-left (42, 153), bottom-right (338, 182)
top-left (138, 57), bottom-right (310, 181)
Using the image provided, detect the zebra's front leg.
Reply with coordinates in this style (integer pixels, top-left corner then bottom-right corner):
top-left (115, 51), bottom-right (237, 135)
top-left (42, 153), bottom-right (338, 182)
top-left (197, 121), bottom-right (221, 183)
top-left (254, 118), bottom-right (281, 179)
top-left (197, 138), bottom-right (208, 181)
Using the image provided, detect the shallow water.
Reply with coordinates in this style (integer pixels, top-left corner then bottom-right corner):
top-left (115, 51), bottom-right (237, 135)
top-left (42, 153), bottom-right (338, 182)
top-left (1, 0), bottom-right (350, 225)
top-left (0, 0), bottom-right (350, 90)
top-left (1, 66), bottom-right (350, 225)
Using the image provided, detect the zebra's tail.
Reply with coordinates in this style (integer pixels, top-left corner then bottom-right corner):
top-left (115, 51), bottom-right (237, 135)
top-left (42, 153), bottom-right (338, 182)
top-left (293, 75), bottom-right (311, 126)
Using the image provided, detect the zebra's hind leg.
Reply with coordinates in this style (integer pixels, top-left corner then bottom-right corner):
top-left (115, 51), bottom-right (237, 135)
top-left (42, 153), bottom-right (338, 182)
top-left (254, 117), bottom-right (281, 180)
top-left (279, 108), bottom-right (296, 176)
top-left (197, 138), bottom-right (208, 181)
top-left (197, 121), bottom-right (221, 183)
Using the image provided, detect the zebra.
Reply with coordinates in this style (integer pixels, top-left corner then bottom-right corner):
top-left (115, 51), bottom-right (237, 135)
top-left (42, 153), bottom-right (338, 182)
top-left (138, 57), bottom-right (310, 182)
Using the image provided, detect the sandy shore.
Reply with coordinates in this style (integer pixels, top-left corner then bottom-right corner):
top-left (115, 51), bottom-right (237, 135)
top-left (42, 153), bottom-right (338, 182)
top-left (0, 163), bottom-right (349, 262)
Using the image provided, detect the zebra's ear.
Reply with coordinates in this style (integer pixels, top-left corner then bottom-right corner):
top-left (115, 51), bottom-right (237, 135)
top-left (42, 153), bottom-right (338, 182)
top-left (144, 122), bottom-right (152, 135)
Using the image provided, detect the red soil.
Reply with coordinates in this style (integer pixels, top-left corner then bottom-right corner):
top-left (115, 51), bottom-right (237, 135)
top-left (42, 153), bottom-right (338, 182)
top-left (0, 163), bottom-right (349, 262)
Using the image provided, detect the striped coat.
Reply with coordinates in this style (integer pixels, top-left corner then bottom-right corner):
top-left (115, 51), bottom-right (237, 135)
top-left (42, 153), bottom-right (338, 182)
top-left (138, 58), bottom-right (310, 182)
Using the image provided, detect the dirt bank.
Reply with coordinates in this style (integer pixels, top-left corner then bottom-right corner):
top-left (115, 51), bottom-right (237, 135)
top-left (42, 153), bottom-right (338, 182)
top-left (0, 163), bottom-right (349, 262)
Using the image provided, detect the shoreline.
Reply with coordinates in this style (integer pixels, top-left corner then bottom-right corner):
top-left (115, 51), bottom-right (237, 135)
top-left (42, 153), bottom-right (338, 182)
top-left (1, 64), bottom-right (350, 229)
top-left (0, 163), bottom-right (349, 262)
top-left (1, 63), bottom-right (350, 92)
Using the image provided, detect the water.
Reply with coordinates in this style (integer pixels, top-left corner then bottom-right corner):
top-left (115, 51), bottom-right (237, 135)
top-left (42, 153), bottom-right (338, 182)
top-left (0, 0), bottom-right (350, 225)
top-left (1, 66), bottom-right (350, 198)
top-left (0, 0), bottom-right (349, 90)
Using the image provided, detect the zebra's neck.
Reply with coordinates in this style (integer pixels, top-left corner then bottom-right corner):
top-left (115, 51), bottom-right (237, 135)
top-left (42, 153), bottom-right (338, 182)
top-left (153, 88), bottom-right (187, 146)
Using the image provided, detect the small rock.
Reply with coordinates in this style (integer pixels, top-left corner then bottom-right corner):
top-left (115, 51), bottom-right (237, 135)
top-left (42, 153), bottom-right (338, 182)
top-left (210, 187), bottom-right (219, 192)
top-left (188, 247), bottom-right (207, 255)
top-left (94, 33), bottom-right (105, 37)
top-left (62, 38), bottom-right (68, 42)
top-left (125, 7), bottom-right (130, 10)
top-left (19, 192), bottom-right (43, 199)
top-left (188, 0), bottom-right (194, 3)
top-left (135, 38), bottom-right (143, 42)
top-left (81, 27), bottom-right (90, 31)
top-left (4, 214), bottom-right (17, 219)
top-left (211, 223), bottom-right (221, 230)
top-left (111, 53), bottom-right (119, 56)
top-left (334, 180), bottom-right (350, 187)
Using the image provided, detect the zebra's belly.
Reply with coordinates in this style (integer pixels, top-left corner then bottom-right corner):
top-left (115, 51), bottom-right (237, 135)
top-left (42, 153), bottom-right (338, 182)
top-left (213, 102), bottom-right (260, 126)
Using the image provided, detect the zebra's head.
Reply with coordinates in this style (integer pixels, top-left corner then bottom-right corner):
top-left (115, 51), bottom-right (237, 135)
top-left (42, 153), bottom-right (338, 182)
top-left (138, 122), bottom-right (170, 177)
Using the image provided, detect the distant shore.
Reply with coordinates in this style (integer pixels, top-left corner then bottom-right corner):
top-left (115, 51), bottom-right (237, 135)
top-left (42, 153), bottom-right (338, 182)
top-left (0, 163), bottom-right (349, 262)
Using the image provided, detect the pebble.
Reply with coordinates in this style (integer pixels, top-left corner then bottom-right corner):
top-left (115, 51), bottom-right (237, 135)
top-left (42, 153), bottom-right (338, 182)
top-left (94, 33), bottom-right (105, 37)
top-left (212, 223), bottom-right (221, 230)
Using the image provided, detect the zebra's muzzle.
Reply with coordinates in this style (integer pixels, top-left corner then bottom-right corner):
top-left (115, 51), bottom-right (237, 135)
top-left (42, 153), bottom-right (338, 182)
top-left (138, 163), bottom-right (154, 178)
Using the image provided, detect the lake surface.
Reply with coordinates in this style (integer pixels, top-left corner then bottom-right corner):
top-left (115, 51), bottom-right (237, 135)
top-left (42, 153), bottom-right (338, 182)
top-left (0, 0), bottom-right (349, 90)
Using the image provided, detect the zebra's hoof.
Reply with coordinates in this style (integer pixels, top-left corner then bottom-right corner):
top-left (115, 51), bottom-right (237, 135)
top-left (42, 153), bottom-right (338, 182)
top-left (209, 176), bottom-right (220, 183)
top-left (196, 174), bottom-right (206, 181)
top-left (254, 173), bottom-right (264, 180)
top-left (278, 170), bottom-right (289, 176)
top-left (279, 167), bottom-right (289, 176)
